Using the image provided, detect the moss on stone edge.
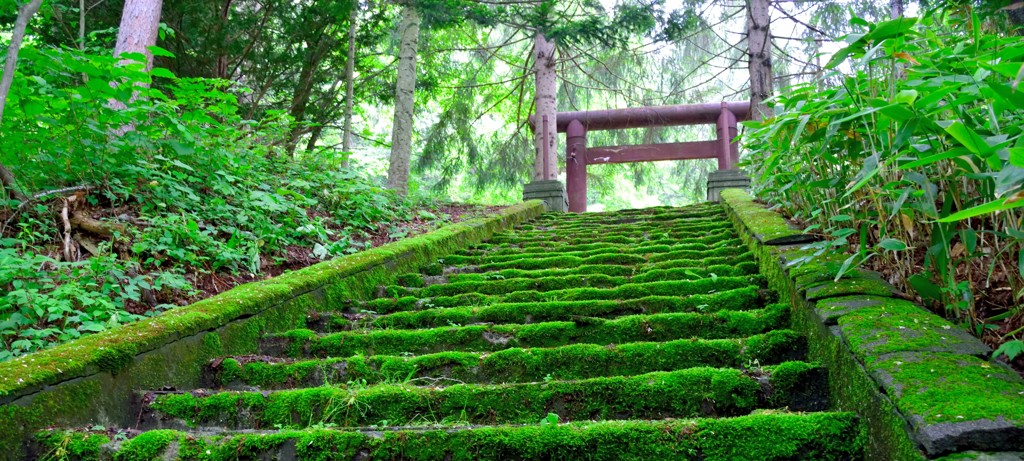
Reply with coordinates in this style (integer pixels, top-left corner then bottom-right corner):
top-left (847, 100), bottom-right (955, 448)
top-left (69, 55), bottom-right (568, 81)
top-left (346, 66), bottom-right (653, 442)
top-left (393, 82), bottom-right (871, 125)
top-left (40, 412), bottom-right (864, 461)
top-left (0, 201), bottom-right (545, 461)
top-left (719, 189), bottom-right (921, 460)
top-left (0, 201), bottom-right (543, 399)
top-left (868, 352), bottom-right (1024, 426)
top-left (717, 190), bottom-right (801, 243)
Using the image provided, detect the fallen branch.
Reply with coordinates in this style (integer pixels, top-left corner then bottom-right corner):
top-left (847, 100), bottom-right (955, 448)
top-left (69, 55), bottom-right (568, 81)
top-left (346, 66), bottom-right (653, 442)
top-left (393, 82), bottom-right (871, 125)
top-left (61, 198), bottom-right (74, 261)
top-left (2, 185), bottom-right (95, 233)
top-left (70, 210), bottom-right (126, 237)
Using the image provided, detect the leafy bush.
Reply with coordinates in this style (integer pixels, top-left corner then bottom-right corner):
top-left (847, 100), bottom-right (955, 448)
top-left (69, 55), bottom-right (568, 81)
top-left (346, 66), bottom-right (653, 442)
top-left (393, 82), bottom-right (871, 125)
top-left (0, 45), bottom-right (438, 360)
top-left (0, 240), bottom-right (191, 360)
top-left (742, 10), bottom-right (1024, 359)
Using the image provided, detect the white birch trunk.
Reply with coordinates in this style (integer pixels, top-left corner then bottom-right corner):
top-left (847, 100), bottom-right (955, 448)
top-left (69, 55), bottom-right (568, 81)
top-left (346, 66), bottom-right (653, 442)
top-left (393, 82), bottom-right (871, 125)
top-left (532, 33), bottom-right (558, 181)
top-left (746, 0), bottom-right (773, 120)
top-left (113, 0), bottom-right (164, 71)
top-left (386, 3), bottom-right (420, 196)
top-left (0, 0), bottom-right (43, 201)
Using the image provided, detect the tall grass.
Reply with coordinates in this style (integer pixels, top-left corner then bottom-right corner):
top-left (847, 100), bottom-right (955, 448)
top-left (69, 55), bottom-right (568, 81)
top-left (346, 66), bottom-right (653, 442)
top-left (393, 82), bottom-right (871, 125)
top-left (743, 8), bottom-right (1024, 361)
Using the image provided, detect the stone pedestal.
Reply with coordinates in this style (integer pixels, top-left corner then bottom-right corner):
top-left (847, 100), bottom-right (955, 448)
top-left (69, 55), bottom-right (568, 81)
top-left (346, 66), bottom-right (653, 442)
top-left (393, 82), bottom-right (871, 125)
top-left (707, 169), bottom-right (750, 202)
top-left (523, 180), bottom-right (568, 212)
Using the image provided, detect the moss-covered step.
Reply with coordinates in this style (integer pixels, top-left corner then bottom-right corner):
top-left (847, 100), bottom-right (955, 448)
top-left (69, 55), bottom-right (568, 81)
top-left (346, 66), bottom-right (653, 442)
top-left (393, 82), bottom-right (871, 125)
top-left (486, 222), bottom-right (735, 245)
top-left (208, 330), bottom-right (807, 389)
top-left (373, 277), bottom-right (768, 313)
top-left (261, 304), bottom-right (791, 357)
top-left (410, 252), bottom-right (758, 284)
top-left (383, 275), bottom-right (766, 308)
top-left (314, 287), bottom-right (769, 331)
top-left (144, 362), bottom-right (827, 429)
top-left (36, 412), bottom-right (865, 461)
top-left (478, 229), bottom-right (737, 251)
top-left (442, 238), bottom-right (745, 264)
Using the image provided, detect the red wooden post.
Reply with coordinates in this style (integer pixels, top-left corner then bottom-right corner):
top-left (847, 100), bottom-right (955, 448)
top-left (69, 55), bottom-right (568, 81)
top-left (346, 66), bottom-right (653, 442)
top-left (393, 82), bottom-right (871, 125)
top-left (716, 102), bottom-right (738, 170)
top-left (566, 119), bottom-right (587, 213)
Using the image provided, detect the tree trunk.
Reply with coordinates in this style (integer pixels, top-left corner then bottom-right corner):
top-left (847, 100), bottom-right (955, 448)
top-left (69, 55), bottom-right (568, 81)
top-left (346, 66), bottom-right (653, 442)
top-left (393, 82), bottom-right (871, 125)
top-left (79, 0), bottom-right (87, 50)
top-left (890, 0), bottom-right (905, 18)
top-left (0, 0), bottom-right (44, 202)
top-left (532, 33), bottom-right (558, 181)
top-left (215, 0), bottom-right (233, 79)
top-left (113, 0), bottom-right (164, 71)
top-left (746, 0), bottom-right (773, 120)
top-left (386, 2), bottom-right (421, 197)
top-left (342, 5), bottom-right (358, 165)
top-left (285, 34), bottom-right (327, 155)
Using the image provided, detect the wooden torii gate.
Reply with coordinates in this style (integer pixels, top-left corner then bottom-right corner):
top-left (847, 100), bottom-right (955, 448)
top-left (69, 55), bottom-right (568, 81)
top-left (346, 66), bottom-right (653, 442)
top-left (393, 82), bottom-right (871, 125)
top-left (549, 101), bottom-right (752, 212)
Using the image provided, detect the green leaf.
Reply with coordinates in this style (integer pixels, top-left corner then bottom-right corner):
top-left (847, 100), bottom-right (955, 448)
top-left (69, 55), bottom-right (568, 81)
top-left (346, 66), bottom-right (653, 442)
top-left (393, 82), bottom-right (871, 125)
top-left (147, 45), bottom-right (177, 58)
top-left (937, 197), bottom-right (1024, 222)
top-left (829, 214), bottom-right (853, 222)
top-left (877, 238), bottom-right (907, 251)
top-left (909, 273), bottom-right (942, 302)
top-left (150, 67), bottom-right (176, 79)
top-left (894, 90), bottom-right (918, 105)
top-left (941, 121), bottom-right (993, 157)
top-left (993, 340), bottom-right (1024, 361)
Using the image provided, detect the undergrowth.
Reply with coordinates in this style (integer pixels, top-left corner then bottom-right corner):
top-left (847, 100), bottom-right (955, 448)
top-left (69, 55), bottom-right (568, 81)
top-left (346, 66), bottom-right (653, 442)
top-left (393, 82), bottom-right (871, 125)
top-left (0, 45), bottom-right (480, 361)
top-left (743, 7), bottom-right (1024, 363)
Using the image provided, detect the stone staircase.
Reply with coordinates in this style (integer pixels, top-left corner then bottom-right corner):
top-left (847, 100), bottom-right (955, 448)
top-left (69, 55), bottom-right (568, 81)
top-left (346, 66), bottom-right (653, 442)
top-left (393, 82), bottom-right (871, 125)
top-left (35, 203), bottom-right (863, 460)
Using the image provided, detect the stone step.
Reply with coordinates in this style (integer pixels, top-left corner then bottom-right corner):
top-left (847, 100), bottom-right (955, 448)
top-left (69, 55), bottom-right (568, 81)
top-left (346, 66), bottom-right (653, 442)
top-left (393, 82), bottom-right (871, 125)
top-left (487, 221), bottom-right (734, 245)
top-left (142, 363), bottom-right (828, 430)
top-left (384, 274), bottom-right (765, 303)
top-left (437, 239), bottom-right (745, 266)
top-left (355, 279), bottom-right (769, 316)
top-left (454, 229), bottom-right (737, 257)
top-left (207, 330), bottom-right (806, 390)
top-left (37, 412), bottom-right (864, 461)
top-left (259, 304), bottom-right (790, 358)
top-left (313, 287), bottom-right (769, 331)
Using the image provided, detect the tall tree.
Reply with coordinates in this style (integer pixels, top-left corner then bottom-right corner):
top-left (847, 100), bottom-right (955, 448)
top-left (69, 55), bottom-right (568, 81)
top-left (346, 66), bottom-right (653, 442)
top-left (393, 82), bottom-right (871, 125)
top-left (747, 0), bottom-right (773, 119)
top-left (113, 0), bottom-right (164, 70)
top-left (342, 3), bottom-right (358, 158)
top-left (387, 1), bottom-right (421, 196)
top-left (532, 33), bottom-right (557, 181)
top-left (0, 0), bottom-right (44, 202)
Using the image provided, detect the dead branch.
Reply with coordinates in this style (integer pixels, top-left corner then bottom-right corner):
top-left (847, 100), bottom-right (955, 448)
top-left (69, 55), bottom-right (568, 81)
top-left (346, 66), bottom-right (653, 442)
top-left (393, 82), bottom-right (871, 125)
top-left (61, 199), bottom-right (73, 261)
top-left (71, 210), bottom-right (127, 237)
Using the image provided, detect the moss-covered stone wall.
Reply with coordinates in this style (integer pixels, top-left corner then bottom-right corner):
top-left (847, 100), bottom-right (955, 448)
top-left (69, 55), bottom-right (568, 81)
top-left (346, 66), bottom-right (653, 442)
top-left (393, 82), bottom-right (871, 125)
top-left (720, 189), bottom-right (1024, 460)
top-left (0, 201), bottom-right (545, 461)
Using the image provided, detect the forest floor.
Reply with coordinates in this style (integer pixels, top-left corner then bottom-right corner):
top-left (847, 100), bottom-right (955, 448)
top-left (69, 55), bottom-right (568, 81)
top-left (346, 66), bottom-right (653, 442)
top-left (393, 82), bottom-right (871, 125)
top-left (181, 203), bottom-right (503, 304)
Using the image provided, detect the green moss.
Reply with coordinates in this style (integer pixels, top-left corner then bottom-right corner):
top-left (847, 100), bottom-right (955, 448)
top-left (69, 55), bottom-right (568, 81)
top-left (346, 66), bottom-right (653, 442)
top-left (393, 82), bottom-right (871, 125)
top-left (155, 365), bottom-right (821, 428)
top-left (115, 430), bottom-right (180, 461)
top-left (420, 263), bottom-right (444, 276)
top-left (718, 189), bottom-right (801, 243)
top-left (869, 352), bottom-right (1024, 425)
top-left (34, 430), bottom-right (110, 461)
top-left (214, 330), bottom-right (805, 388)
top-left (839, 302), bottom-right (987, 364)
top-left (355, 286), bottom-right (767, 330)
top-left (396, 273), bottom-right (426, 288)
top-left (0, 201), bottom-right (545, 401)
top-left (720, 190), bottom-right (927, 460)
top-left (273, 304), bottom-right (790, 357)
top-left (448, 264), bottom-right (635, 282)
top-left (92, 412), bottom-right (864, 461)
